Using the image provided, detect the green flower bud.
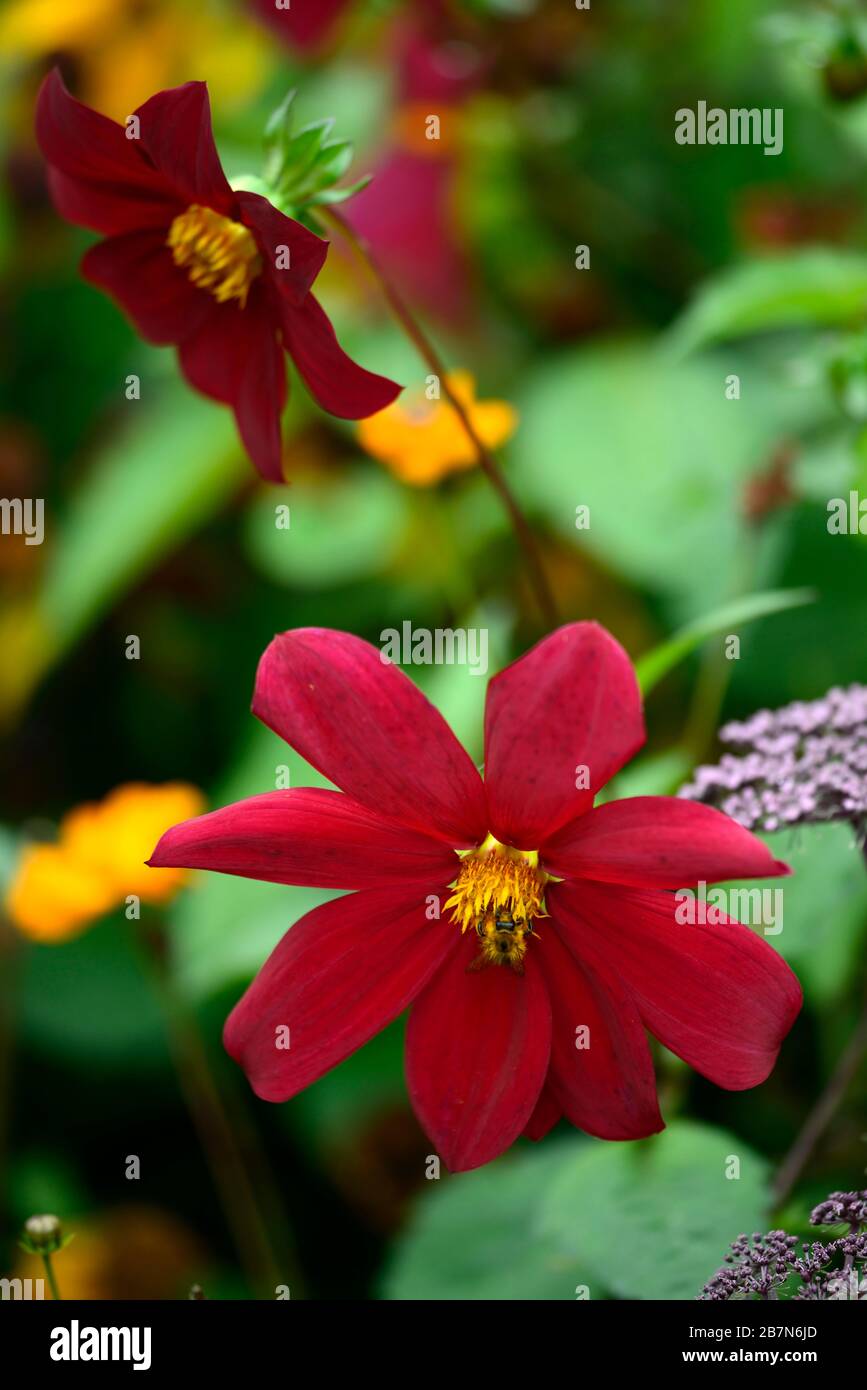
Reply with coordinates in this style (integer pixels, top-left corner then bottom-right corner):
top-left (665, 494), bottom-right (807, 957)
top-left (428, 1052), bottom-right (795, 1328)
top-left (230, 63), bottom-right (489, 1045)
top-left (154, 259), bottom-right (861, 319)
top-left (20, 1213), bottom-right (64, 1255)
top-left (260, 90), bottom-right (372, 222)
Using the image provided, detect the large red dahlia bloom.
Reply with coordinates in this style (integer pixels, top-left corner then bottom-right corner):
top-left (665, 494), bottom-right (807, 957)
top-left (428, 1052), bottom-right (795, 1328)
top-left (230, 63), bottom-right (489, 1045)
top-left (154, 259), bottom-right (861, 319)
top-left (150, 623), bottom-right (802, 1172)
top-left (35, 71), bottom-right (399, 481)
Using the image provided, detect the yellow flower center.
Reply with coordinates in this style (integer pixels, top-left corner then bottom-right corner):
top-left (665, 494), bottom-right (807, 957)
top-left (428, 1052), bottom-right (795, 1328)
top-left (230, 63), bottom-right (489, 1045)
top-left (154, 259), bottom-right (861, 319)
top-left (167, 205), bottom-right (261, 308)
top-left (445, 834), bottom-right (549, 974)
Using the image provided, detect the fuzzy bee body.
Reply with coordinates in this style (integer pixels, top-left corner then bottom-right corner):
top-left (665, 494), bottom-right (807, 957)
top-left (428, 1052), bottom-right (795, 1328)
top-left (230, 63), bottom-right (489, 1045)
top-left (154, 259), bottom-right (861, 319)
top-left (469, 908), bottom-right (534, 973)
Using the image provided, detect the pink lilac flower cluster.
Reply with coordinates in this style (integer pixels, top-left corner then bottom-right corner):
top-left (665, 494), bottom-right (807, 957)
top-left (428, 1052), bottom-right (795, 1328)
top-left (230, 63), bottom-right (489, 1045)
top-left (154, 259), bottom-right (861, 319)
top-left (680, 685), bottom-right (867, 834)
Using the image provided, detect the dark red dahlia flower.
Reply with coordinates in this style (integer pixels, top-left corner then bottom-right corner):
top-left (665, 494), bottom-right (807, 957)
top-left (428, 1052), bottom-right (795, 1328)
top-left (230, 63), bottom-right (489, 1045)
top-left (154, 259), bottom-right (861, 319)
top-left (149, 623), bottom-right (802, 1172)
top-left (35, 71), bottom-right (399, 481)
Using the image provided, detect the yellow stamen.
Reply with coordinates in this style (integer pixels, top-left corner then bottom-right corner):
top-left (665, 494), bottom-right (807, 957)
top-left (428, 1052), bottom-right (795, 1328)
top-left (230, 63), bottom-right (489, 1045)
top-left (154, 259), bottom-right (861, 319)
top-left (167, 205), bottom-right (261, 308)
top-left (445, 834), bottom-right (548, 972)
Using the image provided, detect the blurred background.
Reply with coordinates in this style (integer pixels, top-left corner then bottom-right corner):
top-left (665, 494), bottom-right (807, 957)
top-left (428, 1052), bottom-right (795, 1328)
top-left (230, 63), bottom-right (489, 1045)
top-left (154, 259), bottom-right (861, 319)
top-left (1, 0), bottom-right (867, 1300)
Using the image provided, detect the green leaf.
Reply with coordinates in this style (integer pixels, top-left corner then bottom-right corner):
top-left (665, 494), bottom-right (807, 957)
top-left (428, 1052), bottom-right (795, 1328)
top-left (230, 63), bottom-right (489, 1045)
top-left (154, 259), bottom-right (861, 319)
top-left (281, 122), bottom-right (336, 184)
top-left (287, 1019), bottom-right (407, 1149)
top-left (635, 588), bottom-right (816, 695)
top-left (309, 175), bottom-right (373, 207)
top-left (29, 381), bottom-right (245, 684)
top-left (512, 344), bottom-right (787, 611)
top-left (262, 89), bottom-right (297, 184)
top-left (539, 1120), bottom-right (770, 1300)
top-left (19, 917), bottom-right (170, 1067)
top-left (310, 141), bottom-right (354, 184)
top-left (382, 1140), bottom-right (594, 1301)
top-left (667, 251), bottom-right (867, 355)
top-left (601, 746), bottom-right (696, 802)
top-left (242, 466), bottom-right (410, 590)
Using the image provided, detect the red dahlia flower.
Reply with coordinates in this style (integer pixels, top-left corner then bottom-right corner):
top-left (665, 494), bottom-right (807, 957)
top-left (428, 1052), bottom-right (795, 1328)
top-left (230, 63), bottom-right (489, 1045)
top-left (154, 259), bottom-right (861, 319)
top-left (35, 71), bottom-right (399, 481)
top-left (150, 623), bottom-right (802, 1172)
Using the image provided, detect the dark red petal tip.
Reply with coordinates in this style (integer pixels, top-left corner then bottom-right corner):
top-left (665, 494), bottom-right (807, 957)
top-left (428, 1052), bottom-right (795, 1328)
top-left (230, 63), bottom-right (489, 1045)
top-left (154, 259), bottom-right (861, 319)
top-left (250, 627), bottom-right (487, 844)
top-left (133, 81), bottom-right (233, 209)
top-left (484, 621), bottom-right (646, 849)
top-left (406, 935), bottom-right (552, 1172)
top-left (552, 880), bottom-right (802, 1093)
top-left (147, 787), bottom-right (456, 890)
top-left (280, 294), bottom-right (402, 420)
top-left (541, 796), bottom-right (794, 890)
top-left (224, 887), bottom-right (454, 1101)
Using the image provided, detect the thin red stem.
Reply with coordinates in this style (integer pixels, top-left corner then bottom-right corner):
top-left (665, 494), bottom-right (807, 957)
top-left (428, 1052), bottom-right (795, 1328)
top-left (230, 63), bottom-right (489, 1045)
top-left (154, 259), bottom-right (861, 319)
top-left (321, 205), bottom-right (559, 629)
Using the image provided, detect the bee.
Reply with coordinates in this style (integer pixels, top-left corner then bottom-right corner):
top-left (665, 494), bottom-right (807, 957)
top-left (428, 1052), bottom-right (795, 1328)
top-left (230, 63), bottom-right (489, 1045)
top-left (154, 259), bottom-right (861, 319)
top-left (468, 908), bottom-right (534, 974)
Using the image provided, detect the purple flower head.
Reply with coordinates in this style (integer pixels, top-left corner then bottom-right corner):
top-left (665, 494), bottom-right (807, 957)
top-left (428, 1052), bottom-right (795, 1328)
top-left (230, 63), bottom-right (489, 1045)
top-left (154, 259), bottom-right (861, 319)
top-left (697, 1230), bottom-right (797, 1300)
top-left (698, 1191), bottom-right (867, 1299)
top-left (810, 1190), bottom-right (867, 1232)
top-left (680, 686), bottom-right (867, 836)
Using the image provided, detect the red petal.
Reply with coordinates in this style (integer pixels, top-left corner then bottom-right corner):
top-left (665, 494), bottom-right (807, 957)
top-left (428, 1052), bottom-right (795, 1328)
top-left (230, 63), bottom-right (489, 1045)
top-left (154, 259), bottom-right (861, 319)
top-left (405, 932), bottom-right (551, 1172)
top-left (224, 885), bottom-right (455, 1101)
top-left (252, 628), bottom-right (488, 845)
top-left (133, 82), bottom-right (233, 210)
top-left (148, 787), bottom-right (457, 889)
top-left (483, 623), bottom-right (645, 849)
top-left (279, 293), bottom-right (401, 419)
top-left (81, 230), bottom-right (210, 345)
top-left (538, 922), bottom-right (663, 1140)
top-left (541, 797), bottom-right (791, 888)
top-left (178, 284), bottom-right (287, 481)
top-left (522, 1085), bottom-right (561, 1141)
top-left (36, 69), bottom-right (176, 234)
top-left (46, 167), bottom-right (177, 236)
top-left (551, 880), bottom-right (802, 1090)
top-left (237, 191), bottom-right (328, 306)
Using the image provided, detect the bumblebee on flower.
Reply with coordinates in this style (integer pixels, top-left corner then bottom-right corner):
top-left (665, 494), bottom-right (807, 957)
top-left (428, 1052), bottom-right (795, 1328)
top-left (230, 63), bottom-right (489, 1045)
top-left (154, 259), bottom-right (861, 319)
top-left (150, 621), bottom-right (802, 1173)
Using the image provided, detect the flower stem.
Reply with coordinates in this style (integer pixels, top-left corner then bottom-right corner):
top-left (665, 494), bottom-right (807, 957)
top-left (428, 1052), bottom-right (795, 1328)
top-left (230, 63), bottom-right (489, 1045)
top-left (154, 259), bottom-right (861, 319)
top-left (320, 204), bottom-right (559, 628)
top-left (771, 988), bottom-right (867, 1209)
top-left (132, 919), bottom-right (302, 1298)
top-left (41, 1252), bottom-right (62, 1301)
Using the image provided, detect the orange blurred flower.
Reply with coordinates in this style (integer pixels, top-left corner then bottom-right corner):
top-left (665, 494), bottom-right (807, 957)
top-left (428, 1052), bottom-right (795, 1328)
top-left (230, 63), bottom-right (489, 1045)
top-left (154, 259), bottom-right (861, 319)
top-left (390, 101), bottom-right (461, 158)
top-left (0, 0), bottom-right (271, 125)
top-left (6, 782), bottom-right (204, 942)
top-left (357, 372), bottom-right (518, 486)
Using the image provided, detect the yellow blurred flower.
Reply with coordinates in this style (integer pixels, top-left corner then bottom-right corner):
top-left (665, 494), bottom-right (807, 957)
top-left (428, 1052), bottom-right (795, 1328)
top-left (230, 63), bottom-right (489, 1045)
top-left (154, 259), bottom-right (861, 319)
top-left (0, 0), bottom-right (271, 126)
top-left (5, 844), bottom-right (116, 943)
top-left (358, 372), bottom-right (518, 487)
top-left (5, 782), bottom-right (204, 942)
